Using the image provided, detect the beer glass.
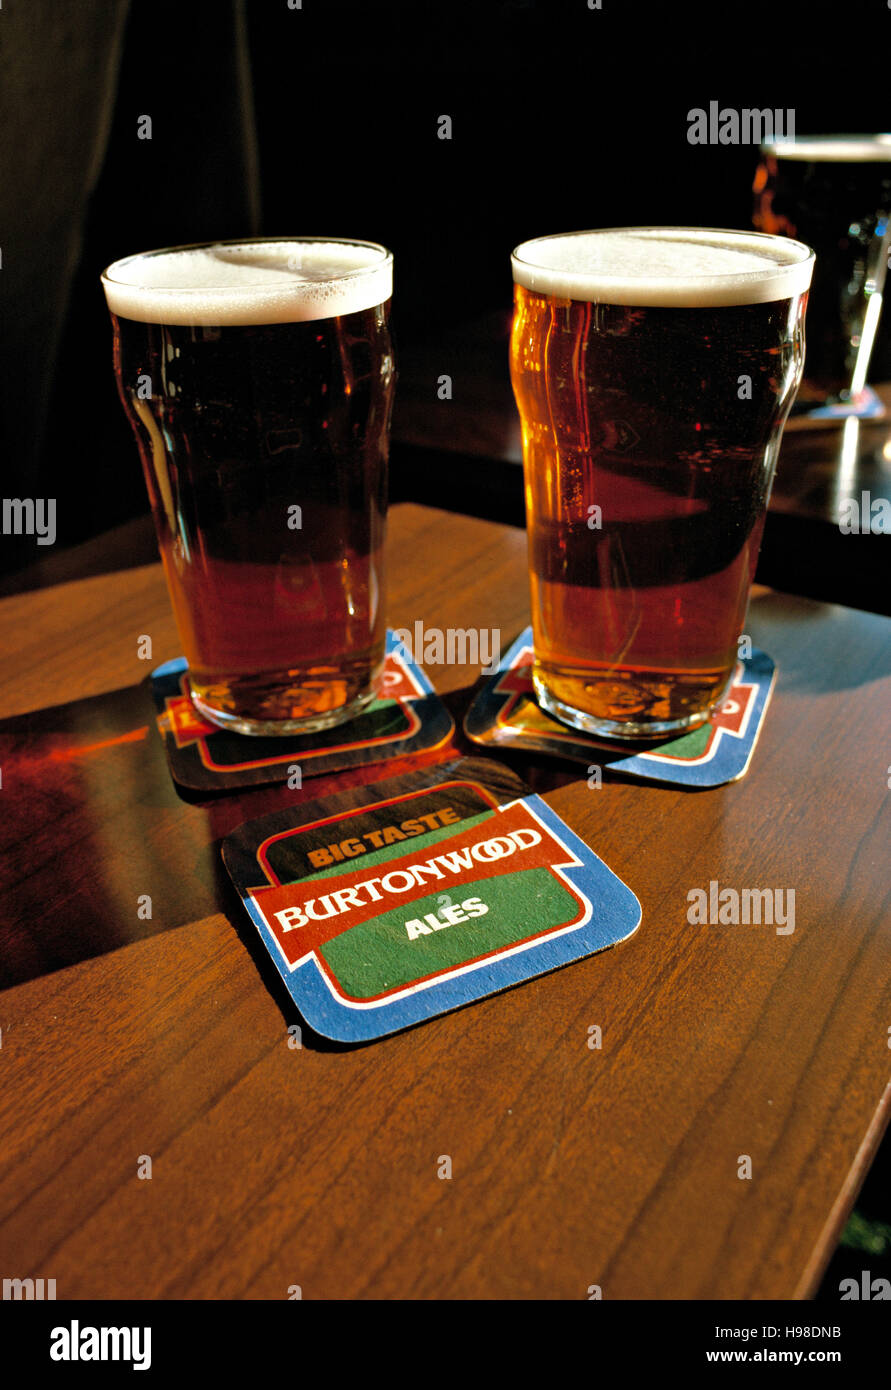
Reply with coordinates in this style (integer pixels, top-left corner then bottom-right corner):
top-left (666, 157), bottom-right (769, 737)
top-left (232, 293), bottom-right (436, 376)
top-left (754, 136), bottom-right (891, 408)
top-left (102, 238), bottom-right (395, 735)
top-left (510, 227), bottom-right (814, 740)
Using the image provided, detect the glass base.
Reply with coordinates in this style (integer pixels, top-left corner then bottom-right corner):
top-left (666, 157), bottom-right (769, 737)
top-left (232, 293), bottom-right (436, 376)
top-left (189, 684), bottom-right (378, 738)
top-left (534, 673), bottom-right (713, 743)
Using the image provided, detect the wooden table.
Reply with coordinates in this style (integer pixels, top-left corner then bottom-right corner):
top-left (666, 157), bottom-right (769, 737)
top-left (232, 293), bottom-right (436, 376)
top-left (0, 503), bottom-right (889, 1299)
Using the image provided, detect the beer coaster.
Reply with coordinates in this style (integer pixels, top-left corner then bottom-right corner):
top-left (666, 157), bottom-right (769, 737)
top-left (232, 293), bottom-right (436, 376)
top-left (150, 630), bottom-right (454, 792)
top-left (785, 384), bottom-right (886, 429)
top-left (221, 757), bottom-right (641, 1042)
top-left (464, 628), bottom-right (776, 789)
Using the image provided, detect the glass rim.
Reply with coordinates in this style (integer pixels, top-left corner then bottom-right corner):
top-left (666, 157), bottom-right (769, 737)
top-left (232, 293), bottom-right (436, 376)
top-left (100, 236), bottom-right (393, 292)
top-left (511, 225), bottom-right (814, 275)
top-left (510, 226), bottom-right (815, 308)
top-left (759, 133), bottom-right (891, 161)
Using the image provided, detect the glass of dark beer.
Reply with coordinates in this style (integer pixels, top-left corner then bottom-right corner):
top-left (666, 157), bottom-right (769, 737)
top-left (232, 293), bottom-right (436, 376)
top-left (510, 227), bottom-right (814, 740)
top-left (102, 238), bottom-right (395, 735)
top-left (754, 136), bottom-right (891, 408)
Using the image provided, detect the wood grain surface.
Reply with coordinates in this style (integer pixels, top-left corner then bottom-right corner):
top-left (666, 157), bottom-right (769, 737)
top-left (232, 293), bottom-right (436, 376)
top-left (0, 503), bottom-right (889, 1300)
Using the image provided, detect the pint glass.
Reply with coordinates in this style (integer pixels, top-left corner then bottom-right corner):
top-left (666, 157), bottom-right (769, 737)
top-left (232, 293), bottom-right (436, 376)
top-left (102, 238), bottom-right (395, 735)
top-left (510, 227), bottom-right (814, 739)
top-left (754, 135), bottom-right (891, 406)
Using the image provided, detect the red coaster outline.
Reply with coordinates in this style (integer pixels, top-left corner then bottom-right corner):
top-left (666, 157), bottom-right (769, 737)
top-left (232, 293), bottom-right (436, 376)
top-left (493, 645), bottom-right (759, 766)
top-left (158, 653), bottom-right (433, 774)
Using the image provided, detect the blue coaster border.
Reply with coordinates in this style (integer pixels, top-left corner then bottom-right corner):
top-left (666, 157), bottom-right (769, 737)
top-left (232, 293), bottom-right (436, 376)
top-left (223, 770), bottom-right (641, 1043)
top-left (464, 626), bottom-right (776, 788)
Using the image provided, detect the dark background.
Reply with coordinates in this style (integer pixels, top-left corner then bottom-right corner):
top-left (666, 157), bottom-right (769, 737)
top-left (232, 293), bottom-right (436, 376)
top-left (2, 0), bottom-right (890, 571)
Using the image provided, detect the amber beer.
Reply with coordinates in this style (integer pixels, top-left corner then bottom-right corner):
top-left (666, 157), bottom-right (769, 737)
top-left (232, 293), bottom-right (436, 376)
top-left (102, 239), bottom-right (395, 734)
top-left (510, 227), bottom-right (814, 739)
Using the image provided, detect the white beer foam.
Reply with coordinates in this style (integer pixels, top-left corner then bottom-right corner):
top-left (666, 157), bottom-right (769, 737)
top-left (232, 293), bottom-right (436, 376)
top-left (511, 227), bottom-right (814, 307)
top-left (102, 240), bottom-right (393, 325)
top-left (761, 134), bottom-right (891, 162)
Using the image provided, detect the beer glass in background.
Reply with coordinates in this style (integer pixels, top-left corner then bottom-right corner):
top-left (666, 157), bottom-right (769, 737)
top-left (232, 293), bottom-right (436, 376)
top-left (754, 136), bottom-right (891, 409)
top-left (102, 239), bottom-right (395, 735)
top-left (510, 227), bottom-right (814, 740)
